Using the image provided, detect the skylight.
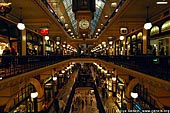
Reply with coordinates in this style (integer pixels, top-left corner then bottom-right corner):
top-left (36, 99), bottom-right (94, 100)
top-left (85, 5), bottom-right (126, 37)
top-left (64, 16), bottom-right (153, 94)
top-left (63, 0), bottom-right (105, 37)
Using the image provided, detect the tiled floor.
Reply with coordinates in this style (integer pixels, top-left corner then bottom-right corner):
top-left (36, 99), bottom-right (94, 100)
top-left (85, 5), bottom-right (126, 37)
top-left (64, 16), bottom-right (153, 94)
top-left (69, 87), bottom-right (99, 113)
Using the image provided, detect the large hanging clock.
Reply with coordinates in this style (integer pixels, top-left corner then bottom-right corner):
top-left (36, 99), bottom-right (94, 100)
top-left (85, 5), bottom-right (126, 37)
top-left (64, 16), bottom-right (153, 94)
top-left (79, 19), bottom-right (90, 29)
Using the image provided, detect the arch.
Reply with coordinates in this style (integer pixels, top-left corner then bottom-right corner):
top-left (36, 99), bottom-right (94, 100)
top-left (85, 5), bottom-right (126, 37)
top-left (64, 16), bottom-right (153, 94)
top-left (4, 78), bottom-right (44, 112)
top-left (28, 78), bottom-right (44, 99)
top-left (125, 78), bottom-right (164, 110)
top-left (161, 20), bottom-right (170, 32)
top-left (150, 25), bottom-right (159, 36)
top-left (137, 32), bottom-right (143, 40)
top-left (125, 78), bottom-right (139, 99)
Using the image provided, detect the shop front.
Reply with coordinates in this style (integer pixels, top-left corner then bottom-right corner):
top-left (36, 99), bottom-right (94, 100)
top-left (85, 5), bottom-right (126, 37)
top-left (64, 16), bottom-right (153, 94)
top-left (149, 17), bottom-right (170, 56)
top-left (116, 77), bottom-right (125, 109)
top-left (44, 76), bottom-right (58, 102)
top-left (9, 84), bottom-right (38, 113)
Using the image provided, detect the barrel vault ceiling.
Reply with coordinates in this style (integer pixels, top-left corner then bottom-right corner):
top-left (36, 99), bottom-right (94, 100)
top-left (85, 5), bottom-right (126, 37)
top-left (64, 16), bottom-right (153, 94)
top-left (3, 0), bottom-right (170, 47)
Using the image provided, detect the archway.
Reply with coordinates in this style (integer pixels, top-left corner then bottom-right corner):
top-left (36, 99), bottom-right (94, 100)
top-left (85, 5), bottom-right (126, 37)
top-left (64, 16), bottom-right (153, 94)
top-left (4, 78), bottom-right (44, 112)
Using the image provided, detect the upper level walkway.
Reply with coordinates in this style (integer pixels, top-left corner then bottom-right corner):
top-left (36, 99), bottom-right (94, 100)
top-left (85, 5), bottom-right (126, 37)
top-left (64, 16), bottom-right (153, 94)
top-left (0, 55), bottom-right (170, 90)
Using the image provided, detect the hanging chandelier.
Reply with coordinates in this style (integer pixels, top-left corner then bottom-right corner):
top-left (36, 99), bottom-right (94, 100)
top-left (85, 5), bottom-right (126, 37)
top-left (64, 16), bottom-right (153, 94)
top-left (0, 0), bottom-right (12, 15)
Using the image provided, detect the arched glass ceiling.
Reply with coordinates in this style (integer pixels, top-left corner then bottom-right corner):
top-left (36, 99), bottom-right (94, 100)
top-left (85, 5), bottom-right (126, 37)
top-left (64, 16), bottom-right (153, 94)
top-left (63, 0), bottom-right (105, 36)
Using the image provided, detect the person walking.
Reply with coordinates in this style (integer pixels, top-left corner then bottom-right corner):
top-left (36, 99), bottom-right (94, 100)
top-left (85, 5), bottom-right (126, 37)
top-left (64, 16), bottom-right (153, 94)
top-left (90, 97), bottom-right (93, 106)
top-left (10, 46), bottom-right (17, 67)
top-left (54, 98), bottom-right (59, 112)
top-left (85, 96), bottom-right (88, 105)
top-left (58, 97), bottom-right (66, 113)
top-left (81, 99), bottom-right (84, 109)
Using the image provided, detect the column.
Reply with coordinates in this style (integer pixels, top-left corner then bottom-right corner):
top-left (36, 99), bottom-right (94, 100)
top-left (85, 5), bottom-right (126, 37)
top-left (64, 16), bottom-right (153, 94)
top-left (37, 96), bottom-right (44, 112)
top-left (143, 28), bottom-right (148, 54)
top-left (123, 39), bottom-right (126, 55)
top-left (43, 36), bottom-right (46, 55)
top-left (21, 29), bottom-right (26, 56)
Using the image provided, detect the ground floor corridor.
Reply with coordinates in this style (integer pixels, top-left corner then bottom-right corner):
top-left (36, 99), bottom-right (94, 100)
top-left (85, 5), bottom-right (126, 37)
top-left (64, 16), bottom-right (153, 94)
top-left (69, 87), bottom-right (99, 113)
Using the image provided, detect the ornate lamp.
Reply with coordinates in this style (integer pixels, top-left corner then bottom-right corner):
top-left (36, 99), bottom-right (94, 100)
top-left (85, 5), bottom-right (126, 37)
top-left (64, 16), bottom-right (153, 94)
top-left (0, 0), bottom-right (12, 16)
top-left (144, 6), bottom-right (152, 30)
top-left (17, 7), bottom-right (25, 30)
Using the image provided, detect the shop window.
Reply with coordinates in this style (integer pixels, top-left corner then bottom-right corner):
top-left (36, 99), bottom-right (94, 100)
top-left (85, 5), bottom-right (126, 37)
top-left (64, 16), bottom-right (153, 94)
top-left (150, 26), bottom-right (159, 36)
top-left (126, 36), bottom-right (131, 44)
top-left (137, 32), bottom-right (143, 40)
top-left (161, 20), bottom-right (170, 32)
top-left (27, 33), bottom-right (32, 42)
top-left (132, 35), bottom-right (136, 41)
top-left (33, 35), bottom-right (38, 42)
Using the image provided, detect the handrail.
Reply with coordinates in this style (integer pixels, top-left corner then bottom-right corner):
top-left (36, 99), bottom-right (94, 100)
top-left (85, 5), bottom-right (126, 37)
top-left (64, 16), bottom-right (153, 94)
top-left (0, 55), bottom-right (169, 81)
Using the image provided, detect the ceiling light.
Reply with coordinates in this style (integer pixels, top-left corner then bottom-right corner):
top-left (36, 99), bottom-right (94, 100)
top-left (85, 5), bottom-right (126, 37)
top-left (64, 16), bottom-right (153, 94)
top-left (17, 7), bottom-right (25, 30)
top-left (17, 22), bottom-right (25, 30)
top-left (97, 28), bottom-right (101, 32)
top-left (109, 41), bottom-right (113, 45)
top-left (56, 41), bottom-right (60, 45)
top-left (119, 36), bottom-right (124, 40)
top-left (65, 23), bottom-right (68, 27)
top-left (104, 15), bottom-right (109, 19)
top-left (144, 6), bottom-right (152, 30)
top-left (156, 1), bottom-right (168, 5)
top-left (68, 28), bottom-right (71, 32)
top-left (144, 22), bottom-right (152, 30)
top-left (53, 76), bottom-right (57, 81)
top-left (45, 35), bottom-right (49, 40)
top-left (111, 2), bottom-right (117, 7)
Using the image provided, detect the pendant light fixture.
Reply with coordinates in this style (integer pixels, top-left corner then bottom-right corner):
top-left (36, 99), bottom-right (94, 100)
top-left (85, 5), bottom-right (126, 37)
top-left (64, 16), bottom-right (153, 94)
top-left (144, 6), bottom-right (152, 30)
top-left (17, 7), bottom-right (25, 30)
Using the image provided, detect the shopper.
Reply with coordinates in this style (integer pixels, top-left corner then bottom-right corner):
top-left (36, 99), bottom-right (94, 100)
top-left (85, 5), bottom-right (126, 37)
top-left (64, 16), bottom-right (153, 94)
top-left (10, 46), bottom-right (17, 67)
top-left (81, 99), bottom-right (84, 109)
top-left (160, 47), bottom-right (165, 55)
top-left (2, 46), bottom-right (10, 68)
top-left (58, 97), bottom-right (66, 113)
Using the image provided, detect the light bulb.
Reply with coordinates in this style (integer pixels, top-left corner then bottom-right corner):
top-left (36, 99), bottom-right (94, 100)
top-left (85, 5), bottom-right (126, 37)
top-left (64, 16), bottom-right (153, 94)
top-left (131, 92), bottom-right (138, 99)
top-left (119, 36), bottom-right (124, 40)
top-left (17, 22), bottom-right (25, 30)
top-left (144, 22), bottom-right (152, 30)
top-left (45, 36), bottom-right (49, 40)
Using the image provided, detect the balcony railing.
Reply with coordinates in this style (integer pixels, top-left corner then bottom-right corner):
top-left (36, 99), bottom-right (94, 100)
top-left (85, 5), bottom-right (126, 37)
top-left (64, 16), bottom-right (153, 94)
top-left (98, 55), bottom-right (170, 81)
top-left (0, 55), bottom-right (169, 81)
top-left (0, 55), bottom-right (71, 80)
